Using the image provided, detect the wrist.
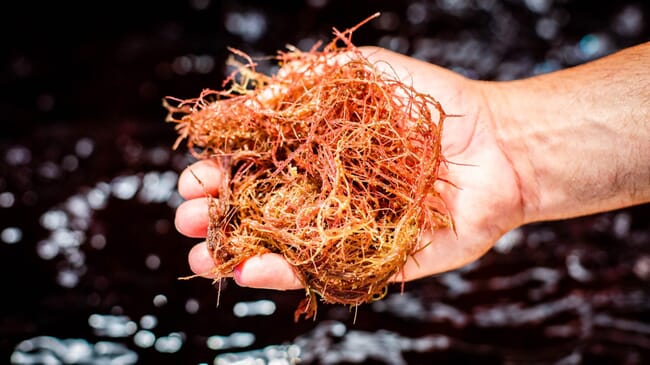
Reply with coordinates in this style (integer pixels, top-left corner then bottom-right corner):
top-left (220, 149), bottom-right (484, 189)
top-left (487, 47), bottom-right (650, 223)
top-left (477, 79), bottom-right (549, 224)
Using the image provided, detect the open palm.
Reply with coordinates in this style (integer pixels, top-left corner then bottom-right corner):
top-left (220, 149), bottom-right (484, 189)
top-left (174, 47), bottom-right (525, 289)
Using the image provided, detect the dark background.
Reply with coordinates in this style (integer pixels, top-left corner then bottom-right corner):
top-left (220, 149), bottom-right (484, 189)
top-left (1, 1), bottom-right (650, 364)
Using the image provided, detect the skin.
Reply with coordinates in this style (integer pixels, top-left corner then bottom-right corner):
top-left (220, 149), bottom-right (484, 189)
top-left (174, 42), bottom-right (650, 290)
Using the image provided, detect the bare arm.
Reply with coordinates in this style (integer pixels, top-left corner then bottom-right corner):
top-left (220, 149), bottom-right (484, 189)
top-left (491, 41), bottom-right (650, 223)
top-left (175, 42), bottom-right (650, 290)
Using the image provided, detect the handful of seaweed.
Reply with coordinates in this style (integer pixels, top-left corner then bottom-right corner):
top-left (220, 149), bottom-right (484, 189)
top-left (165, 14), bottom-right (453, 321)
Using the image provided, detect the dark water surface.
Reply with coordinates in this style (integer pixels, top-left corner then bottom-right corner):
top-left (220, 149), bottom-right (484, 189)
top-left (2, 1), bottom-right (650, 364)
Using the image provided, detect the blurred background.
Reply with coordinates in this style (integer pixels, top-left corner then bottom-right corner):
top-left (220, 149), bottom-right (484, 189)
top-left (1, 1), bottom-right (649, 364)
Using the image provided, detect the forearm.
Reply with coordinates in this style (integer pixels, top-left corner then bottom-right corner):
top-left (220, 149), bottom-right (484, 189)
top-left (490, 42), bottom-right (650, 223)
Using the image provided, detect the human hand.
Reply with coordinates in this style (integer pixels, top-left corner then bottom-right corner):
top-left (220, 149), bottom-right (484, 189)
top-left (174, 47), bottom-right (525, 290)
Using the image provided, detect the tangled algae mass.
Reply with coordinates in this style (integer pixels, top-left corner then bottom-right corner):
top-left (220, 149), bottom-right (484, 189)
top-left (165, 14), bottom-right (453, 321)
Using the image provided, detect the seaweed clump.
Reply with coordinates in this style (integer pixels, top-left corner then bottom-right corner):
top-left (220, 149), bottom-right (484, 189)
top-left (165, 14), bottom-right (453, 321)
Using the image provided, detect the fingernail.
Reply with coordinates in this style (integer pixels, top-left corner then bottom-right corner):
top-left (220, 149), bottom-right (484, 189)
top-left (233, 262), bottom-right (244, 285)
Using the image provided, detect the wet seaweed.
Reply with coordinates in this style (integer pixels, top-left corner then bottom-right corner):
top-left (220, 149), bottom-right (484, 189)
top-left (165, 13), bottom-right (453, 320)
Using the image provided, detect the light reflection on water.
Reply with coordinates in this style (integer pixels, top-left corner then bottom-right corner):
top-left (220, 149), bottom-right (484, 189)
top-left (88, 314), bottom-right (137, 337)
top-left (31, 169), bottom-right (179, 288)
top-left (233, 300), bottom-right (276, 318)
top-left (11, 335), bottom-right (138, 365)
top-left (0, 191), bottom-right (16, 208)
top-left (207, 332), bottom-right (256, 350)
top-left (213, 320), bottom-right (453, 365)
top-left (1, 226), bottom-right (22, 244)
top-left (13, 313), bottom-right (187, 362)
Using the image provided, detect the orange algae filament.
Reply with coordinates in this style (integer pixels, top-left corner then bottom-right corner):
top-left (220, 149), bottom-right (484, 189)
top-left (165, 14), bottom-right (453, 321)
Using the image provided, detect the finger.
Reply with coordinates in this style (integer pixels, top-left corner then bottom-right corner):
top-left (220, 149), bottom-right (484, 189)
top-left (234, 253), bottom-right (304, 290)
top-left (174, 198), bottom-right (210, 238)
top-left (178, 159), bottom-right (224, 200)
top-left (188, 242), bottom-right (218, 278)
top-left (188, 242), bottom-right (302, 290)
